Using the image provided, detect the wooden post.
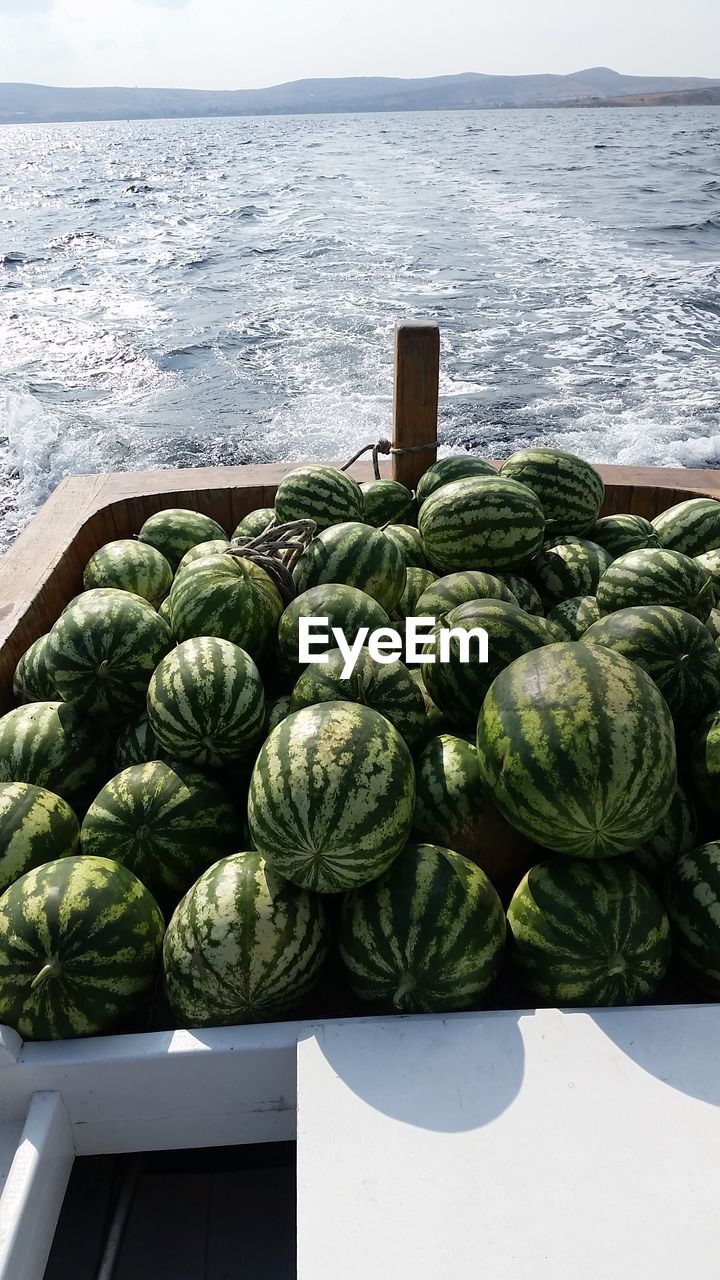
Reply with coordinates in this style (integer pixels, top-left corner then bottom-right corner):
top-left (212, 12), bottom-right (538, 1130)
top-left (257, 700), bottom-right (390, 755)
top-left (392, 322), bottom-right (439, 490)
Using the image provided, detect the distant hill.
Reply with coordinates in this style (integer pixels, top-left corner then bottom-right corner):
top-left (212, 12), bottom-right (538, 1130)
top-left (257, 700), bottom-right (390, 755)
top-left (1, 68), bottom-right (719, 124)
top-left (570, 84), bottom-right (720, 108)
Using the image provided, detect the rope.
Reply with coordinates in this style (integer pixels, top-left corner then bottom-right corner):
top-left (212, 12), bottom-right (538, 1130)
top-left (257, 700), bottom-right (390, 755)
top-left (340, 439), bottom-right (437, 479)
top-left (224, 517), bottom-right (316, 605)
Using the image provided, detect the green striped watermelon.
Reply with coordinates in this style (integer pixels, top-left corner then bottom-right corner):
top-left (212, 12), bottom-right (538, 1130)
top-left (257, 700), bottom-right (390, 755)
top-left (138, 508), bottom-right (228, 571)
top-left (83, 540), bottom-right (173, 607)
top-left (46, 593), bottom-right (175, 723)
top-left (12, 634), bottom-right (59, 704)
top-left (652, 498), bottom-right (720, 557)
top-left (416, 570), bottom-right (518, 619)
top-left (412, 734), bottom-right (532, 885)
top-left (696, 548), bottom-right (720, 603)
top-left (231, 508), bottom-right (276, 540)
top-left (81, 762), bottom-right (241, 905)
top-left (247, 702), bottom-right (415, 892)
top-left (360, 479), bottom-right (416, 527)
top-left (290, 646), bottom-right (427, 748)
top-left (63, 587), bottom-right (158, 616)
top-left (595, 548), bottom-right (714, 622)
top-left (274, 464), bottom-right (363, 531)
top-left (707, 608), bottom-right (720, 641)
top-left (177, 539), bottom-right (231, 570)
top-left (0, 782), bottom-right (80, 896)
top-left (495, 573), bottom-right (544, 616)
top-left (507, 858), bottom-right (671, 1005)
top-left (338, 842), bottom-right (506, 1012)
top-left (629, 782), bottom-right (697, 884)
top-left (0, 702), bottom-right (113, 813)
top-left (158, 597), bottom-right (173, 630)
top-left (147, 637), bottom-right (266, 767)
top-left (168, 554), bottom-right (283, 659)
top-left (0, 855), bottom-right (164, 1040)
top-left (546, 596), bottom-right (600, 641)
top-left (416, 455), bottom-right (495, 507)
top-left (665, 843), bottom-right (720, 992)
top-left (531, 537), bottom-right (613, 607)
top-left (690, 708), bottom-right (720, 816)
top-left (419, 475), bottom-right (545, 573)
top-left (582, 605), bottom-right (720, 725)
top-left (115, 714), bottom-right (171, 769)
top-left (278, 584), bottom-right (391, 669)
top-left (589, 514), bottom-right (659, 558)
top-left (423, 599), bottom-right (553, 732)
top-left (293, 521), bottom-right (406, 613)
top-left (163, 851), bottom-right (329, 1025)
top-left (383, 524), bottom-right (429, 569)
top-left (500, 447), bottom-right (604, 535)
top-left (392, 567), bottom-right (437, 621)
top-left (477, 643), bottom-right (677, 858)
top-left (266, 694), bottom-right (291, 735)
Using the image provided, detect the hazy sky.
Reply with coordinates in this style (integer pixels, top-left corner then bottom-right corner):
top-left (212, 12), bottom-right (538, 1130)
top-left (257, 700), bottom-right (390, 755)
top-left (1, 0), bottom-right (718, 89)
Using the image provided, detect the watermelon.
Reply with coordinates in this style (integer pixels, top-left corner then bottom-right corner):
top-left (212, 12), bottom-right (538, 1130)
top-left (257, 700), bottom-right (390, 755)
top-left (415, 455), bottom-right (495, 507)
top-left (0, 855), bottom-right (164, 1040)
top-left (582, 605), bottom-right (720, 725)
top-left (138, 508), bottom-right (227, 571)
top-left (665, 843), bottom-right (720, 991)
top-left (274, 464), bottom-right (363, 531)
top-left (158, 597), bottom-right (173, 630)
top-left (589, 514), bottom-right (659, 558)
top-left (412, 735), bottom-right (532, 885)
top-left (13, 634), bottom-right (58, 704)
top-left (247, 702), bottom-right (415, 892)
top-left (596, 548), bottom-right (714, 622)
top-left (278, 584), bottom-right (390, 669)
top-left (0, 702), bottom-right (113, 813)
top-left (177, 538), bottom-right (230, 570)
top-left (546, 596), bottom-right (600, 641)
top-left (0, 782), bottom-right (80, 896)
top-left (418, 475), bottom-right (545, 573)
top-left (507, 858), bottom-right (671, 1006)
top-left (360, 479), bottom-right (415, 527)
top-left (392, 567), bottom-right (437, 621)
top-left (531, 537), bottom-right (613, 607)
top-left (290, 646), bottom-right (427, 748)
top-left (83, 539), bottom-right (173, 607)
top-left (707, 608), bottom-right (720, 641)
top-left (232, 508), bottom-right (276, 540)
top-left (266, 694), bottom-right (291, 735)
top-left (416, 570), bottom-right (518, 619)
top-left (338, 842), bottom-right (506, 1012)
top-left (293, 521), bottom-right (406, 613)
top-left (147, 637), bottom-right (266, 767)
top-left (63, 587), bottom-right (157, 616)
top-left (409, 668), bottom-right (449, 741)
top-left (652, 498), bottom-right (720, 557)
top-left (168, 554), bottom-right (283, 659)
top-left (696, 548), bottom-right (720, 603)
top-left (495, 573), bottom-right (544, 616)
top-left (477, 643), bottom-right (677, 858)
top-left (163, 851), bottom-right (329, 1026)
top-left (690, 708), bottom-right (720, 815)
top-left (384, 524), bottom-right (429, 569)
top-left (81, 762), bottom-right (241, 905)
top-left (115, 714), bottom-right (171, 769)
top-left (500, 446), bottom-right (604, 536)
top-left (629, 782), bottom-right (697, 884)
top-left (46, 593), bottom-right (175, 723)
top-left (423, 599), bottom-right (553, 732)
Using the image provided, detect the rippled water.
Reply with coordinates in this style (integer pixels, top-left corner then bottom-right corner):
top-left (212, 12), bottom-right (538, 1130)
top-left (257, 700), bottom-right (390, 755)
top-left (1, 108), bottom-right (719, 550)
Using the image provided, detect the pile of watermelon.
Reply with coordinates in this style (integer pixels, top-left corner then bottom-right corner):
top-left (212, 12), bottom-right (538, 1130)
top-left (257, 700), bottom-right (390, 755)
top-left (2, 448), bottom-right (720, 1041)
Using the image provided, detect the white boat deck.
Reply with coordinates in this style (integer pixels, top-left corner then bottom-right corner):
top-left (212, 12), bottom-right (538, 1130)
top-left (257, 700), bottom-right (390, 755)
top-left (0, 1005), bottom-right (719, 1279)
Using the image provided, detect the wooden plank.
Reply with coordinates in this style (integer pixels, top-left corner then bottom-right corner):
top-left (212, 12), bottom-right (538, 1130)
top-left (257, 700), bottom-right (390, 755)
top-left (0, 1092), bottom-right (74, 1280)
top-left (297, 1006), bottom-right (720, 1280)
top-left (391, 322), bottom-right (439, 489)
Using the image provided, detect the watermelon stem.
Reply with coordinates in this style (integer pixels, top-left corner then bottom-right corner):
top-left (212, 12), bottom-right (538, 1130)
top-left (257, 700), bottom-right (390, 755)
top-left (30, 961), bottom-right (60, 991)
top-left (393, 973), bottom-right (416, 1007)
